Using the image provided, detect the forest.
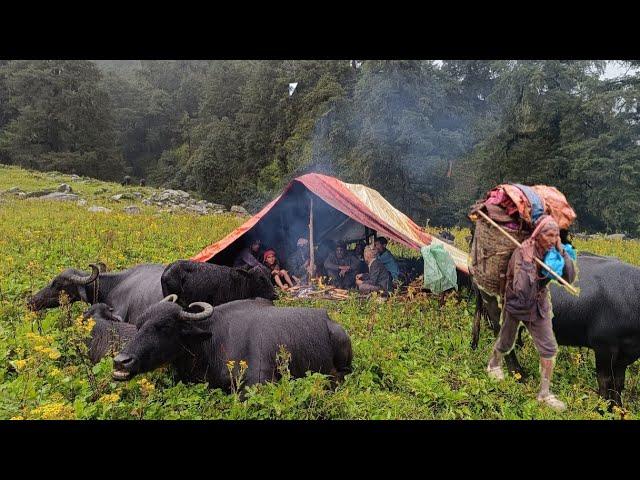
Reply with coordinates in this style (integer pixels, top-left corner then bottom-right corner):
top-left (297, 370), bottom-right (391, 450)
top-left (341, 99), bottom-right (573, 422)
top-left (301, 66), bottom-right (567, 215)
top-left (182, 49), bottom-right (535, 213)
top-left (1, 60), bottom-right (639, 234)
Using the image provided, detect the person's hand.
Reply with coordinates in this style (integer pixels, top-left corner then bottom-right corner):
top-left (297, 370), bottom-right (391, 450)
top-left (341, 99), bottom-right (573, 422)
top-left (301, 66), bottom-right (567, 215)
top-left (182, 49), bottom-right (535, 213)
top-left (355, 273), bottom-right (363, 280)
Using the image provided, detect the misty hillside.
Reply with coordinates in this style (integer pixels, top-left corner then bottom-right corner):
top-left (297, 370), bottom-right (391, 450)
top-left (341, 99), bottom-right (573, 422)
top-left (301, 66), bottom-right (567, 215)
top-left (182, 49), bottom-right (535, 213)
top-left (1, 60), bottom-right (639, 234)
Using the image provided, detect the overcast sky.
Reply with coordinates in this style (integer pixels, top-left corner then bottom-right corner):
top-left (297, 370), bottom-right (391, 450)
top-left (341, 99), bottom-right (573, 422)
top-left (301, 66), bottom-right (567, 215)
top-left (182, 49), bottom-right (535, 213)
top-left (432, 60), bottom-right (636, 79)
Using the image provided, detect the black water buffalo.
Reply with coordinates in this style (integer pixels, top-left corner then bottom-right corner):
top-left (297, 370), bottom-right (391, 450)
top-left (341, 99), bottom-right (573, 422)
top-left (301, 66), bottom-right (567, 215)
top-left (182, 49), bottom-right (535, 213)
top-left (112, 298), bottom-right (353, 390)
top-left (28, 263), bottom-right (166, 326)
top-left (82, 303), bottom-right (137, 364)
top-left (474, 253), bottom-right (640, 406)
top-left (161, 260), bottom-right (277, 309)
top-left (121, 176), bottom-right (132, 186)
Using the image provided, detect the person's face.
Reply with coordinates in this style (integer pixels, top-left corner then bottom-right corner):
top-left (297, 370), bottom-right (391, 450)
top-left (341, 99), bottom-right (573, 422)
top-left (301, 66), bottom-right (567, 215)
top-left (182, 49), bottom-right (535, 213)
top-left (251, 241), bottom-right (261, 252)
top-left (336, 246), bottom-right (345, 258)
top-left (265, 253), bottom-right (276, 266)
top-left (374, 242), bottom-right (384, 254)
top-left (538, 228), bottom-right (559, 252)
top-left (364, 249), bottom-right (375, 263)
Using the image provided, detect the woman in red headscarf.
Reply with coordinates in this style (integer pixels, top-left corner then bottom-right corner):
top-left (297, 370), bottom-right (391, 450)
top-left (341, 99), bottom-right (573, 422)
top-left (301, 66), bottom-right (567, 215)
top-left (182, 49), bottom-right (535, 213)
top-left (263, 249), bottom-right (295, 290)
top-left (486, 215), bottom-right (576, 411)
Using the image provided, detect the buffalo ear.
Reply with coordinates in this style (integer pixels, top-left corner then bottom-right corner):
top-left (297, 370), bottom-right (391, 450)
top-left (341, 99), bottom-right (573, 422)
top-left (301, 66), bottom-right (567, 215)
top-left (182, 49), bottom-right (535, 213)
top-left (179, 323), bottom-right (212, 342)
top-left (234, 268), bottom-right (252, 278)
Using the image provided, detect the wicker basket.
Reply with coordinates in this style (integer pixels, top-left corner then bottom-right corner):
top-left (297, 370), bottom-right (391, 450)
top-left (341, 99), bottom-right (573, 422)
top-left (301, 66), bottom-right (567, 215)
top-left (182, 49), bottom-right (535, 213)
top-left (470, 218), bottom-right (530, 297)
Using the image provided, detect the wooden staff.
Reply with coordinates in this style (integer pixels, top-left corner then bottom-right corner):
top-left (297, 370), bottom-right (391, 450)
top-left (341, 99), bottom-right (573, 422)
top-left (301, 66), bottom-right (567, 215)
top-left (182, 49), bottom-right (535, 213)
top-left (476, 209), bottom-right (579, 295)
top-left (309, 195), bottom-right (316, 278)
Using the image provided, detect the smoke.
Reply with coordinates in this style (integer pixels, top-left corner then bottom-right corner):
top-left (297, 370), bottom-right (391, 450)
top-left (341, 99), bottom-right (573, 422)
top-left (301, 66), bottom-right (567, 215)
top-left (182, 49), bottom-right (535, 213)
top-left (306, 61), bottom-right (475, 226)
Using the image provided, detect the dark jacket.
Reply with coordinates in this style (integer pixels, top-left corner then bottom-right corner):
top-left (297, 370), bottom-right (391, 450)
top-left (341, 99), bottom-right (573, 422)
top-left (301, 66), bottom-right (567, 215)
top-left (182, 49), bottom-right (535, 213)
top-left (359, 258), bottom-right (393, 293)
top-left (233, 247), bottom-right (261, 268)
top-left (288, 248), bottom-right (310, 278)
top-left (504, 246), bottom-right (576, 323)
top-left (324, 252), bottom-right (360, 276)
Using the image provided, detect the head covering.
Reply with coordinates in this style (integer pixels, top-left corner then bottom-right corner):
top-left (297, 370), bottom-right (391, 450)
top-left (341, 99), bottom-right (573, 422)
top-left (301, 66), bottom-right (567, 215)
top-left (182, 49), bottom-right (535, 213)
top-left (336, 241), bottom-right (346, 250)
top-left (263, 249), bottom-right (276, 262)
top-left (520, 215), bottom-right (559, 263)
top-left (297, 238), bottom-right (309, 247)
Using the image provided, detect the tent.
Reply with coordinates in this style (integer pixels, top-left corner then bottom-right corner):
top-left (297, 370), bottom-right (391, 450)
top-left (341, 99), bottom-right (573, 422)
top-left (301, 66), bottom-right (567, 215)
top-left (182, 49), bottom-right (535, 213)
top-left (192, 173), bottom-right (470, 274)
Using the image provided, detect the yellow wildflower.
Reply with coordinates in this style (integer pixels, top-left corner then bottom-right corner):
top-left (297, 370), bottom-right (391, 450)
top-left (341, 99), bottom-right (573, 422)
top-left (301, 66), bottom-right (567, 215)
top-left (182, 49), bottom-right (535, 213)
top-left (13, 359), bottom-right (27, 371)
top-left (10, 415), bottom-right (24, 420)
top-left (98, 393), bottom-right (121, 404)
top-left (48, 367), bottom-right (62, 378)
top-left (513, 372), bottom-right (522, 381)
top-left (239, 360), bottom-right (248, 370)
top-left (138, 378), bottom-right (155, 396)
top-left (226, 360), bottom-right (236, 369)
top-left (30, 402), bottom-right (75, 420)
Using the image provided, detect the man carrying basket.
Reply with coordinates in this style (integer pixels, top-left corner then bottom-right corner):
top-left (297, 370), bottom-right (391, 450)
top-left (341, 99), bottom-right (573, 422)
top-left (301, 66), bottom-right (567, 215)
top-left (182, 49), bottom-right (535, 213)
top-left (486, 214), bottom-right (576, 411)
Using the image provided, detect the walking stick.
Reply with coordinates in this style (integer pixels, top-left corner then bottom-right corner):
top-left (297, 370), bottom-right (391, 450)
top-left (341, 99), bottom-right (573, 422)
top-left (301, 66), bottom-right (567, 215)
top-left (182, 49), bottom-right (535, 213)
top-left (476, 210), bottom-right (579, 295)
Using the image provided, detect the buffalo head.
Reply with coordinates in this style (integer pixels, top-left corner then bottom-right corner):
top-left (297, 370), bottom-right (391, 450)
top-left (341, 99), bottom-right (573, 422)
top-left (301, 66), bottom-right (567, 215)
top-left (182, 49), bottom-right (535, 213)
top-left (27, 264), bottom-right (100, 311)
top-left (112, 295), bottom-right (213, 381)
top-left (241, 265), bottom-right (277, 301)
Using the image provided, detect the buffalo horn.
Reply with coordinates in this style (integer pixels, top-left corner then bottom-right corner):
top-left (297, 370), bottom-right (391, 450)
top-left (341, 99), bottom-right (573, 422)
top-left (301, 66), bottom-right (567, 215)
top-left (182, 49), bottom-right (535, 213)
top-left (62, 263), bottom-right (100, 285)
top-left (161, 294), bottom-right (178, 303)
top-left (179, 302), bottom-right (214, 321)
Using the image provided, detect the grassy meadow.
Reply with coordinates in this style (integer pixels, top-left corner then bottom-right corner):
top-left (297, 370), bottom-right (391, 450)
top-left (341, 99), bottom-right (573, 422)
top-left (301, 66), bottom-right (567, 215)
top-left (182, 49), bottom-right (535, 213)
top-left (1, 165), bottom-right (638, 420)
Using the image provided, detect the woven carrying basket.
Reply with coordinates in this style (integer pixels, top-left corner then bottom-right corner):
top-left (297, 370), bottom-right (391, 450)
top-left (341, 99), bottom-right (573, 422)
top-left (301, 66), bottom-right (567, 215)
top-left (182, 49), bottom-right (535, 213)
top-left (470, 218), bottom-right (530, 297)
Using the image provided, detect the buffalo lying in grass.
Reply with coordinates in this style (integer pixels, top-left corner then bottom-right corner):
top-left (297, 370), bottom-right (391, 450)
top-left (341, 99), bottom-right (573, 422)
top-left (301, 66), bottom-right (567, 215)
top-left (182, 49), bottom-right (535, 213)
top-left (161, 260), bottom-right (277, 308)
top-left (28, 263), bottom-right (166, 326)
top-left (112, 298), bottom-right (352, 391)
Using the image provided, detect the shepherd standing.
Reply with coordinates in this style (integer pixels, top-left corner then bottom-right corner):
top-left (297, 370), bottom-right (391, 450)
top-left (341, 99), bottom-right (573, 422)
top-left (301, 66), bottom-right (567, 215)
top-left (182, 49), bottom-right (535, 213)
top-left (486, 215), bottom-right (576, 411)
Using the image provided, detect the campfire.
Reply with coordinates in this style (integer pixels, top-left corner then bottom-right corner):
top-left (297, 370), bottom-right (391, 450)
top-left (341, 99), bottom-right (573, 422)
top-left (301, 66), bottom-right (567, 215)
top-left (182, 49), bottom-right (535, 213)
top-left (285, 277), bottom-right (352, 300)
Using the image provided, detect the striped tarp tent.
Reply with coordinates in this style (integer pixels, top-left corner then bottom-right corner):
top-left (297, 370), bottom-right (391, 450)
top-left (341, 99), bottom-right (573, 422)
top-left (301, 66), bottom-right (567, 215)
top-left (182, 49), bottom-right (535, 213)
top-left (192, 173), bottom-right (469, 274)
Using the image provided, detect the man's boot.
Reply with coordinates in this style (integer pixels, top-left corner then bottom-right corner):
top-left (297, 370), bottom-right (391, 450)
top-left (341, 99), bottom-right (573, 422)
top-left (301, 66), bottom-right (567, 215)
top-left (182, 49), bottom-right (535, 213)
top-left (537, 356), bottom-right (566, 411)
top-left (486, 348), bottom-right (505, 381)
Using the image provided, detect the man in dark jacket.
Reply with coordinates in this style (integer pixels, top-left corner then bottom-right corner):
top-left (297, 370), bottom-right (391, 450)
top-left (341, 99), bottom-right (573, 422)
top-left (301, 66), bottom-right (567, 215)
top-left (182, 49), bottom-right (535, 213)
top-left (233, 237), bottom-right (263, 269)
top-left (287, 238), bottom-right (311, 284)
top-left (356, 246), bottom-right (392, 293)
top-left (486, 215), bottom-right (576, 411)
top-left (324, 242), bottom-right (359, 289)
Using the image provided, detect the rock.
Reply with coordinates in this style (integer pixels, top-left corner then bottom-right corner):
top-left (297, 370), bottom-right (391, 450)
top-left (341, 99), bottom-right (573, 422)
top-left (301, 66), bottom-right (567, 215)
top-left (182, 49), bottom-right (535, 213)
top-left (16, 192), bottom-right (27, 198)
top-left (142, 199), bottom-right (152, 206)
top-left (25, 189), bottom-right (54, 198)
top-left (88, 205), bottom-right (112, 213)
top-left (70, 174), bottom-right (81, 181)
top-left (123, 205), bottom-right (141, 215)
top-left (151, 189), bottom-right (191, 203)
top-left (111, 193), bottom-right (138, 201)
top-left (606, 233), bottom-right (626, 240)
top-left (38, 192), bottom-right (80, 201)
top-left (230, 205), bottom-right (249, 215)
top-left (6, 187), bottom-right (24, 194)
top-left (94, 188), bottom-right (109, 195)
top-left (77, 199), bottom-right (87, 206)
top-left (208, 203), bottom-right (226, 211)
top-left (57, 183), bottom-right (73, 193)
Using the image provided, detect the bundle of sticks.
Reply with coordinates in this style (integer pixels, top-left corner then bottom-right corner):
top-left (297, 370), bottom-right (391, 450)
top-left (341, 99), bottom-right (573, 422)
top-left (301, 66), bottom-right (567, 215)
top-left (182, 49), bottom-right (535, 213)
top-left (285, 284), bottom-right (351, 300)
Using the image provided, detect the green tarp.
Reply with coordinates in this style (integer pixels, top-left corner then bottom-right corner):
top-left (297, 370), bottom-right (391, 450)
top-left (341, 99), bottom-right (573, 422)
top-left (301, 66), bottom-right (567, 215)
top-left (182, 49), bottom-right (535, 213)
top-left (421, 244), bottom-right (458, 294)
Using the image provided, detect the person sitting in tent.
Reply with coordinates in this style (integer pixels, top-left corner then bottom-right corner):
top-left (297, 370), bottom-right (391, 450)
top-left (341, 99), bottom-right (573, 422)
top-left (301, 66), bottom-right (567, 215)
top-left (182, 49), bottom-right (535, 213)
top-left (233, 237), bottom-right (263, 269)
top-left (324, 242), bottom-right (359, 289)
top-left (356, 246), bottom-right (392, 294)
top-left (374, 237), bottom-right (400, 282)
top-left (263, 249), bottom-right (295, 290)
top-left (315, 239), bottom-right (334, 277)
top-left (351, 240), bottom-right (368, 274)
top-left (287, 238), bottom-right (312, 285)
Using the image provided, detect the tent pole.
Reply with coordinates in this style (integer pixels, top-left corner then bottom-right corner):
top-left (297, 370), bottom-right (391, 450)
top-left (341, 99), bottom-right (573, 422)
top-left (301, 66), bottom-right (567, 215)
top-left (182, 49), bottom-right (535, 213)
top-left (309, 195), bottom-right (316, 279)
